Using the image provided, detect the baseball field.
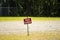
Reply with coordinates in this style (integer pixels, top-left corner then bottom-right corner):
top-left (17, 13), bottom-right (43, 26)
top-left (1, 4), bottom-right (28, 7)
top-left (0, 17), bottom-right (60, 40)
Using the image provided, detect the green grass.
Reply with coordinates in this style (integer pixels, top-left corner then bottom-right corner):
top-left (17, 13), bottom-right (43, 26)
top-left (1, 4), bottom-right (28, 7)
top-left (0, 17), bottom-right (60, 21)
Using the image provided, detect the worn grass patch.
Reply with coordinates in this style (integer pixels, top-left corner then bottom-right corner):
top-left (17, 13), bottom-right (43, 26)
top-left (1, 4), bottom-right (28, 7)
top-left (0, 31), bottom-right (60, 40)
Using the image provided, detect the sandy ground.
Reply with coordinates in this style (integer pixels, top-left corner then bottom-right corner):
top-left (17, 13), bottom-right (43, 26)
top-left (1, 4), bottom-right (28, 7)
top-left (0, 20), bottom-right (60, 40)
top-left (0, 20), bottom-right (60, 34)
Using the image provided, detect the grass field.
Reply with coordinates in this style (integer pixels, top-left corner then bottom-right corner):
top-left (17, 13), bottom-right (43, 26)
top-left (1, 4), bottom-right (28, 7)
top-left (0, 17), bottom-right (60, 40)
top-left (0, 17), bottom-right (60, 21)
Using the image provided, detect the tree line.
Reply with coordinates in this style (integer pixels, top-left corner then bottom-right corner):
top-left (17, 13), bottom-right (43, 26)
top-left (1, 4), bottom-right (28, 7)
top-left (14, 0), bottom-right (60, 17)
top-left (0, 0), bottom-right (60, 17)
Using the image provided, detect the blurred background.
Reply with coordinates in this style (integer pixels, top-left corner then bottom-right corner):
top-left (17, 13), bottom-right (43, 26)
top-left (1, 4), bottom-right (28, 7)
top-left (0, 0), bottom-right (60, 17)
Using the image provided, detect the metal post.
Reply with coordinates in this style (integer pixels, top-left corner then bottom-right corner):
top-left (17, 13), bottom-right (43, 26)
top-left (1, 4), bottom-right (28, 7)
top-left (27, 16), bottom-right (29, 36)
top-left (27, 24), bottom-right (29, 36)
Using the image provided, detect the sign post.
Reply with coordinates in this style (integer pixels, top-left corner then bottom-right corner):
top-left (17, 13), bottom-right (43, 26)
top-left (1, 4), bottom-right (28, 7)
top-left (27, 23), bottom-right (29, 36)
top-left (24, 17), bottom-right (32, 36)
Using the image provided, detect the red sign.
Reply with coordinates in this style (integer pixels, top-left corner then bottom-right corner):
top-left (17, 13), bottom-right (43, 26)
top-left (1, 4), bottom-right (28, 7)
top-left (24, 18), bottom-right (32, 24)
